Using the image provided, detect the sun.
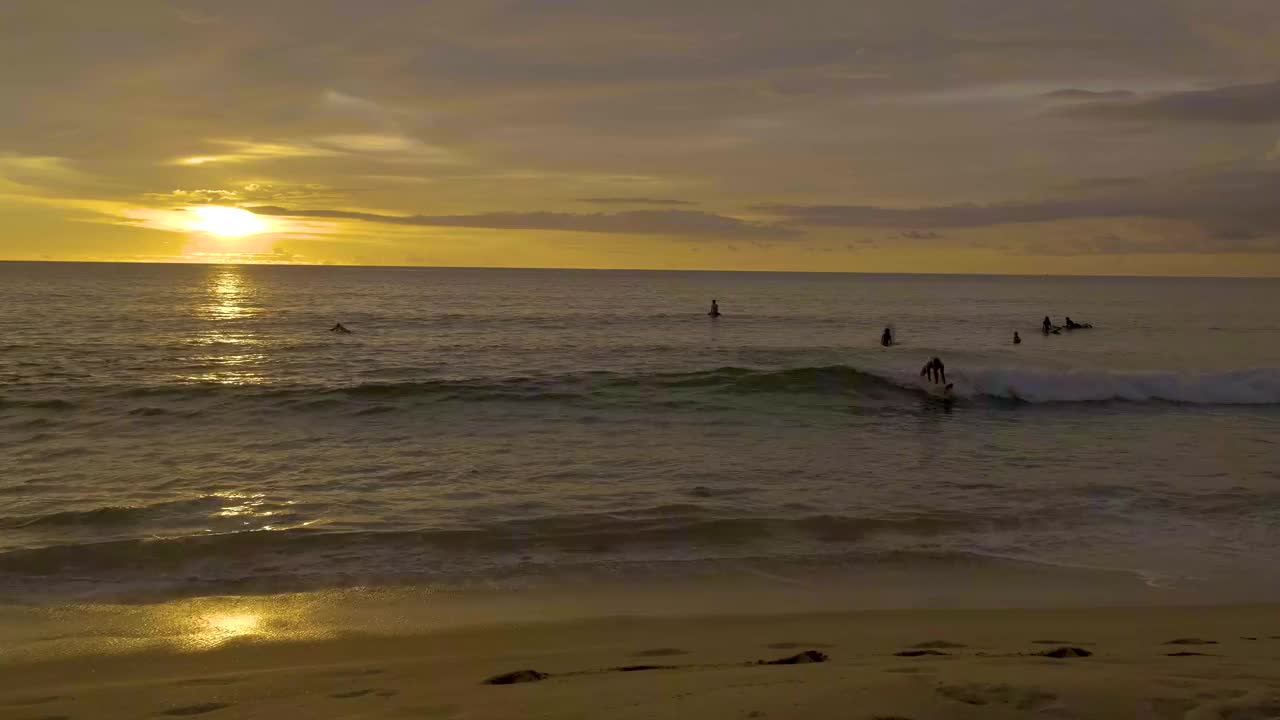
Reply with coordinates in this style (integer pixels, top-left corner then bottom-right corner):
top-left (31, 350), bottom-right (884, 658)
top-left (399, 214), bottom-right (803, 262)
top-left (189, 206), bottom-right (267, 237)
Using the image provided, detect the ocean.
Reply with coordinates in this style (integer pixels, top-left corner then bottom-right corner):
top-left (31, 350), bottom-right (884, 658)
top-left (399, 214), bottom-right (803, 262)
top-left (2, 262), bottom-right (1279, 609)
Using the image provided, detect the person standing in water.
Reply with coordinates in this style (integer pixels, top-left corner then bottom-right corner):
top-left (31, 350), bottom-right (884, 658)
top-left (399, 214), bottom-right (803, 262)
top-left (1042, 316), bottom-right (1053, 334)
top-left (1013, 331), bottom-right (1021, 344)
top-left (881, 327), bottom-right (893, 347)
top-left (920, 356), bottom-right (946, 385)
top-left (708, 299), bottom-right (721, 317)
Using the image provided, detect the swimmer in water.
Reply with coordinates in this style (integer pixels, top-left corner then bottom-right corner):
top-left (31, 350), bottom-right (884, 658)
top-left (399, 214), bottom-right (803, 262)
top-left (881, 327), bottom-right (893, 347)
top-left (1013, 331), bottom-right (1021, 344)
top-left (708, 299), bottom-right (721, 317)
top-left (329, 323), bottom-right (351, 334)
top-left (920, 356), bottom-right (946, 385)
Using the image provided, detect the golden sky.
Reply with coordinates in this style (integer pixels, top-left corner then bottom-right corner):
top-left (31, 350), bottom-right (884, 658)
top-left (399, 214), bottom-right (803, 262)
top-left (3, 0), bottom-right (1280, 274)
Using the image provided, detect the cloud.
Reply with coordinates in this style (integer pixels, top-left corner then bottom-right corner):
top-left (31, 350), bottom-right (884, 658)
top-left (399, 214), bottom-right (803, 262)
top-left (1042, 88), bottom-right (1136, 101)
top-left (1023, 226), bottom-right (1280, 256)
top-left (756, 169), bottom-right (1280, 249)
top-left (6, 1), bottom-right (1280, 270)
top-left (0, 154), bottom-right (82, 192)
top-left (577, 197), bottom-right (696, 206)
top-left (247, 205), bottom-right (799, 239)
top-left (1060, 79), bottom-right (1280, 124)
top-left (1062, 176), bottom-right (1145, 190)
top-left (149, 184), bottom-right (341, 205)
top-left (169, 140), bottom-right (339, 166)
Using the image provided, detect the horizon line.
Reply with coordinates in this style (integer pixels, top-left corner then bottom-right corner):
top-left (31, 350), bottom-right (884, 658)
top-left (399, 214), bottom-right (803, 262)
top-left (0, 258), bottom-right (1277, 281)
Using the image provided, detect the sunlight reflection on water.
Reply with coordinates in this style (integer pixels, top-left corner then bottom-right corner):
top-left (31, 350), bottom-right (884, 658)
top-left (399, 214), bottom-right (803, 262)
top-left (184, 266), bottom-right (272, 385)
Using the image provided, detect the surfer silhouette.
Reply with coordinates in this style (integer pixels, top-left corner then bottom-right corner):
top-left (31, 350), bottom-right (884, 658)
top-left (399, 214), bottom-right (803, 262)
top-left (881, 327), bottom-right (893, 347)
top-left (708, 299), bottom-right (721, 317)
top-left (920, 356), bottom-right (946, 385)
top-left (329, 323), bottom-right (352, 334)
top-left (1013, 331), bottom-right (1021, 344)
top-left (1064, 316), bottom-right (1092, 329)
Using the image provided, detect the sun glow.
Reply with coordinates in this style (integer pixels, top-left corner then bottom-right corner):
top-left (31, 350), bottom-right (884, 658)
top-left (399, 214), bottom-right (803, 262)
top-left (189, 206), bottom-right (267, 237)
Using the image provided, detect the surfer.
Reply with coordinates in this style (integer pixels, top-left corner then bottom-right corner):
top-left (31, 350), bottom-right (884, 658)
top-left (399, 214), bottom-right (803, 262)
top-left (881, 327), bottom-right (893, 347)
top-left (329, 322), bottom-right (352, 334)
top-left (708, 299), bottom-right (721, 317)
top-left (1013, 331), bottom-right (1021, 344)
top-left (920, 356), bottom-right (946, 385)
top-left (1042, 316), bottom-right (1059, 335)
top-left (1064, 317), bottom-right (1092, 329)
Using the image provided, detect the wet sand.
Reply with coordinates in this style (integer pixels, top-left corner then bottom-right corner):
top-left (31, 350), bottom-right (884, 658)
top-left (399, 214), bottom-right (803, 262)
top-left (2, 603), bottom-right (1279, 719)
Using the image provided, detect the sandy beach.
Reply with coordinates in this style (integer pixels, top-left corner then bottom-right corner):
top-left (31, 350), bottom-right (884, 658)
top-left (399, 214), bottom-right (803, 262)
top-left (3, 601), bottom-right (1278, 719)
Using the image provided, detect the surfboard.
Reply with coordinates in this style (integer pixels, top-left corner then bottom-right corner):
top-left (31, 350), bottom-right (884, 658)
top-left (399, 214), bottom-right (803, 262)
top-left (920, 380), bottom-right (953, 399)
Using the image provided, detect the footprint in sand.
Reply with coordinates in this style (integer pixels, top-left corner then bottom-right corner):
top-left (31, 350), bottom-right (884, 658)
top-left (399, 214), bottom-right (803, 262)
top-left (1038, 647), bottom-right (1092, 658)
top-left (937, 684), bottom-right (1057, 711)
top-left (160, 702), bottom-right (233, 716)
top-left (910, 640), bottom-right (966, 649)
top-left (757, 650), bottom-right (828, 665)
top-left (485, 670), bottom-right (548, 685)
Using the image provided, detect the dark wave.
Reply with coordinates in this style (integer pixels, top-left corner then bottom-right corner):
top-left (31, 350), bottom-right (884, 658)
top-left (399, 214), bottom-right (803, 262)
top-left (4, 364), bottom-right (1279, 411)
top-left (0, 496), bottom-right (249, 531)
top-left (0, 506), bottom-right (1058, 576)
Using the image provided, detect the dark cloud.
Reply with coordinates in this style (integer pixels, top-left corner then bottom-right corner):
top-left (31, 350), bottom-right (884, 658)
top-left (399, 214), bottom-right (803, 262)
top-left (248, 205), bottom-right (798, 239)
top-left (1043, 88), bottom-right (1136, 101)
top-left (576, 197), bottom-right (696, 205)
top-left (1026, 229), bottom-right (1279, 256)
top-left (1063, 176), bottom-right (1145, 190)
top-left (1061, 80), bottom-right (1280, 124)
top-left (756, 170), bottom-right (1280, 248)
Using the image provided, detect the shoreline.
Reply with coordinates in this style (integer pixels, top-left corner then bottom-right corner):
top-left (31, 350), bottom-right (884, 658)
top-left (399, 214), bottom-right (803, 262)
top-left (2, 601), bottom-right (1278, 718)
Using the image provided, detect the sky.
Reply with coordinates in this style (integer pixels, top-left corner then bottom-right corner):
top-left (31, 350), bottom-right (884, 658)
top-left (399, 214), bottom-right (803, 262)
top-left (3, 0), bottom-right (1280, 275)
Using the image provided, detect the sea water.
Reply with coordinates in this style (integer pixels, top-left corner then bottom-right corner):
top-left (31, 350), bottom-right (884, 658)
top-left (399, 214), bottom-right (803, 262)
top-left (2, 262), bottom-right (1279, 606)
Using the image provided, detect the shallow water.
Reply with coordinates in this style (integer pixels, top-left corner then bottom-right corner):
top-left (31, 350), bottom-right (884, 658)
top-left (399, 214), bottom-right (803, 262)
top-left (2, 262), bottom-right (1278, 604)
